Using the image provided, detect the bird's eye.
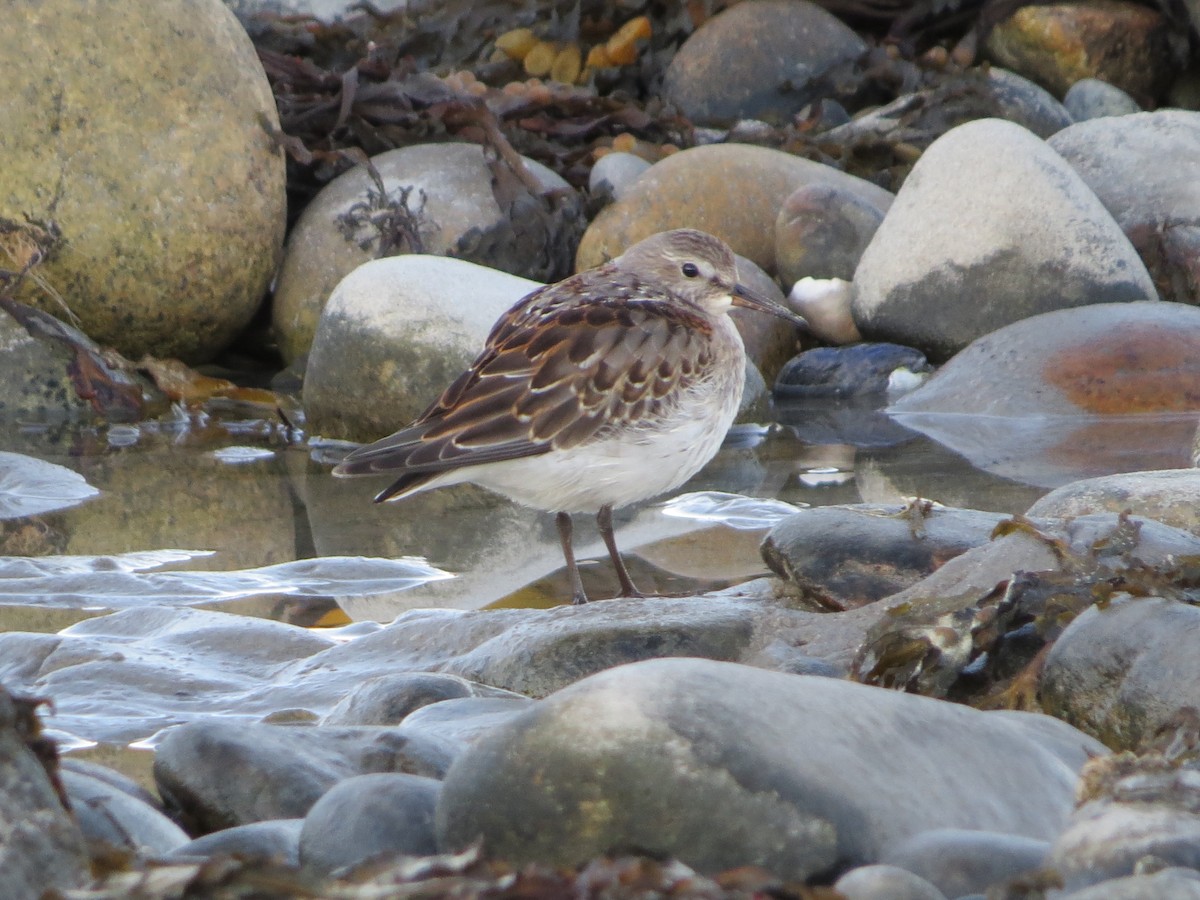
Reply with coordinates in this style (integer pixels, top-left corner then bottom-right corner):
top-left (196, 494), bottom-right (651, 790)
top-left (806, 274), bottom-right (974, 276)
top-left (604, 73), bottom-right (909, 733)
top-left (681, 262), bottom-right (700, 278)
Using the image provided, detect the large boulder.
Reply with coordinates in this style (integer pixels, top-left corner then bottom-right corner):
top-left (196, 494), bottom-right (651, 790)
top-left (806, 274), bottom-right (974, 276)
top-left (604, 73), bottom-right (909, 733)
top-left (852, 119), bottom-right (1156, 361)
top-left (0, 0), bottom-right (286, 362)
top-left (436, 657), bottom-right (1102, 879)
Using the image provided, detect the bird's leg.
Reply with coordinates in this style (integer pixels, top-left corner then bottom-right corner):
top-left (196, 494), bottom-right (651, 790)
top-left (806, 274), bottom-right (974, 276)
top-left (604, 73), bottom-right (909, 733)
top-left (556, 512), bottom-right (590, 605)
top-left (597, 504), bottom-right (644, 599)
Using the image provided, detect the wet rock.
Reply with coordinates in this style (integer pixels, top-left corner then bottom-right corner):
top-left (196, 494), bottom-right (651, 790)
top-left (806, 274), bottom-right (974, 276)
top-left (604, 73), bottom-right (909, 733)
top-left (1039, 597), bottom-right (1200, 751)
top-left (1027, 469), bottom-right (1200, 537)
top-left (154, 719), bottom-right (457, 831)
top-left (436, 658), bottom-right (1101, 879)
top-left (986, 1), bottom-right (1176, 106)
top-left (6, 585), bottom-right (884, 748)
top-left (880, 828), bottom-right (1049, 897)
top-left (576, 144), bottom-right (893, 275)
top-left (23, 607), bottom-right (336, 744)
top-left (0, 0), bottom-right (285, 363)
top-left (887, 302), bottom-right (1200, 415)
top-left (400, 697), bottom-right (534, 747)
top-left (761, 503), bottom-right (1005, 611)
top-left (775, 183), bottom-right (886, 286)
top-left (0, 689), bottom-right (88, 896)
top-left (272, 143), bottom-right (576, 364)
top-left (297, 588), bottom-right (801, 698)
top-left (299, 773), bottom-right (440, 873)
top-left (786, 277), bottom-right (860, 345)
top-left (166, 819), bottom-right (303, 865)
top-left (662, 0), bottom-right (867, 126)
top-left (1063, 78), bottom-right (1141, 121)
top-left (887, 302), bottom-right (1200, 486)
top-left (1049, 111), bottom-right (1200, 305)
top-left (834, 864), bottom-right (947, 900)
top-left (61, 768), bottom-right (189, 856)
top-left (773, 344), bottom-right (931, 399)
top-left (322, 672), bottom-right (524, 727)
top-left (853, 119), bottom-right (1156, 361)
top-left (1049, 729), bottom-right (1200, 891)
top-left (303, 256), bottom-right (539, 441)
top-left (588, 151), bottom-right (651, 204)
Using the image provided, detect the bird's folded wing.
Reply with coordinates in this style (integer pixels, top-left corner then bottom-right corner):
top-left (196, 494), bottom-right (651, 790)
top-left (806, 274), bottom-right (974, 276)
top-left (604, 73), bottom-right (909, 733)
top-left (333, 292), bottom-right (714, 480)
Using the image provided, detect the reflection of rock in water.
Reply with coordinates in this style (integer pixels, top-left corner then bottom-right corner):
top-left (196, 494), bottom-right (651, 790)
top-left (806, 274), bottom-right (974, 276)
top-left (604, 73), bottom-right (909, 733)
top-left (776, 397), bottom-right (921, 449)
top-left (63, 438), bottom-right (297, 572)
top-left (886, 411), bottom-right (1197, 490)
top-left (306, 444), bottom-right (774, 617)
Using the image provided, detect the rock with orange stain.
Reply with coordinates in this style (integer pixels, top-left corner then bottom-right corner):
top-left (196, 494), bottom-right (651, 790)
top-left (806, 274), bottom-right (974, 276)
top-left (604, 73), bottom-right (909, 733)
top-left (985, 0), bottom-right (1175, 107)
top-left (663, 0), bottom-right (866, 126)
top-left (853, 119), bottom-right (1156, 362)
top-left (891, 301), bottom-right (1200, 417)
top-left (888, 302), bottom-right (1200, 487)
top-left (1050, 111), bottom-right (1200, 307)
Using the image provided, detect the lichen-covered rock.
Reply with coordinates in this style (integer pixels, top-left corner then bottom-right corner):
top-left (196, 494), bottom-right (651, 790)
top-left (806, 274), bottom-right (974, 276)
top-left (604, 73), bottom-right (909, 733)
top-left (0, 0), bottom-right (286, 362)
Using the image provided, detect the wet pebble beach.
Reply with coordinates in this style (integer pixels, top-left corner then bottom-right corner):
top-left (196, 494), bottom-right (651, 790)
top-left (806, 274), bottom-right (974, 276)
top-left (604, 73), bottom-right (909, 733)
top-left (3, 0), bottom-right (1200, 898)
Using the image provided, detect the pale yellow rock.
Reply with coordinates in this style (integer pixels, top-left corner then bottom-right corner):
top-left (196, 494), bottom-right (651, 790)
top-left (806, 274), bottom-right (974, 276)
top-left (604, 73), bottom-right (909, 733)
top-left (576, 144), bottom-right (893, 274)
top-left (0, 0), bottom-right (286, 362)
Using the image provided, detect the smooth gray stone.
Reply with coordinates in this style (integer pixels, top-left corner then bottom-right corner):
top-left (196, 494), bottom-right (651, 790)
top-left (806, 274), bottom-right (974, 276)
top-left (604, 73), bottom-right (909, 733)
top-left (588, 151), bottom-right (650, 204)
top-left (62, 769), bottom-right (189, 855)
top-left (761, 503), bottom-right (1004, 610)
top-left (322, 672), bottom-right (524, 726)
top-left (165, 819), bottom-right (304, 866)
top-left (400, 697), bottom-right (534, 747)
top-left (1063, 79), bottom-right (1140, 121)
top-left (437, 658), bottom-right (1101, 880)
top-left (835, 864), bottom-right (948, 900)
top-left (1027, 469), bottom-right (1200, 537)
top-left (300, 773), bottom-right (440, 873)
top-left (662, 0), bottom-right (866, 126)
top-left (1050, 110), bottom-right (1200, 305)
top-left (154, 720), bottom-right (457, 832)
top-left (1040, 597), bottom-right (1200, 750)
top-left (881, 828), bottom-right (1049, 897)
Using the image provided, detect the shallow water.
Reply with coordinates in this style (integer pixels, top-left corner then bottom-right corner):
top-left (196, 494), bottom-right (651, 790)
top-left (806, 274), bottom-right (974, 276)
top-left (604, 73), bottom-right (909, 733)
top-left (0, 399), bottom-right (1194, 781)
top-left (2, 401), bottom-right (1195, 627)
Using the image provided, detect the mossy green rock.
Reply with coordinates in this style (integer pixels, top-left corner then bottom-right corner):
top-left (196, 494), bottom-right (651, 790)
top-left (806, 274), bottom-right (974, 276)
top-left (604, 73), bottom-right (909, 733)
top-left (0, 0), bottom-right (286, 363)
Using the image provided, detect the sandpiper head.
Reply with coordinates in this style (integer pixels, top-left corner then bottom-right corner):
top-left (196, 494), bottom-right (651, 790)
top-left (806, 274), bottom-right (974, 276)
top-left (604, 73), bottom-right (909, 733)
top-left (614, 229), bottom-right (807, 327)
